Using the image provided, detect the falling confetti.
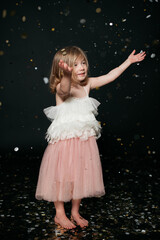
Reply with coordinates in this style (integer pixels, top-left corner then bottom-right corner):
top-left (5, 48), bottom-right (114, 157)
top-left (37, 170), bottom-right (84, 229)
top-left (2, 9), bottom-right (7, 18)
top-left (96, 8), bottom-right (101, 13)
top-left (0, 51), bottom-right (4, 56)
top-left (21, 33), bottom-right (27, 39)
top-left (150, 53), bottom-right (156, 58)
top-left (80, 19), bottom-right (86, 24)
top-left (14, 147), bottom-right (19, 152)
top-left (22, 16), bottom-right (26, 22)
top-left (43, 77), bottom-right (49, 84)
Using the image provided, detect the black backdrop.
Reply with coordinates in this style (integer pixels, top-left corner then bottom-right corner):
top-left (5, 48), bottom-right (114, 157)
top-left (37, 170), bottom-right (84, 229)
top-left (0, 0), bottom-right (159, 158)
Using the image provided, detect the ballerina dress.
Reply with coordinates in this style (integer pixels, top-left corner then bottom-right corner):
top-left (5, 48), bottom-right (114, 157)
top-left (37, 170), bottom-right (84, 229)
top-left (35, 86), bottom-right (105, 202)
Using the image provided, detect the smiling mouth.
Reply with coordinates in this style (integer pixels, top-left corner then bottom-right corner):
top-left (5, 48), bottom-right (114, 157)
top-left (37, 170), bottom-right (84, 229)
top-left (78, 73), bottom-right (85, 76)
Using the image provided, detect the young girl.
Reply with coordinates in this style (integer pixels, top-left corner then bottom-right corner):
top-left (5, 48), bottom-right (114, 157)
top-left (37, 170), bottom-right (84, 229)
top-left (35, 46), bottom-right (146, 229)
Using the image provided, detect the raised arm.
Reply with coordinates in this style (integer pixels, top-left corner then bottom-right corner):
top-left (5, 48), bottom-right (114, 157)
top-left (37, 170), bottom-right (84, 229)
top-left (56, 60), bottom-right (73, 98)
top-left (89, 50), bottom-right (146, 89)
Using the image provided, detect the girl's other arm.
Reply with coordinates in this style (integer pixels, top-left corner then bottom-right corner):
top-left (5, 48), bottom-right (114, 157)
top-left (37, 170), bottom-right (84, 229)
top-left (56, 60), bottom-right (73, 98)
top-left (89, 50), bottom-right (146, 89)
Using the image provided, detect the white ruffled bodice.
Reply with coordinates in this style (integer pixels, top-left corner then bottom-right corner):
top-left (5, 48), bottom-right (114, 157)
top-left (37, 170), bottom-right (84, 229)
top-left (43, 92), bottom-right (102, 144)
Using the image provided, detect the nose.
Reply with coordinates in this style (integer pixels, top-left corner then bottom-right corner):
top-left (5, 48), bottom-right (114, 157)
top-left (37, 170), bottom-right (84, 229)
top-left (80, 63), bottom-right (84, 70)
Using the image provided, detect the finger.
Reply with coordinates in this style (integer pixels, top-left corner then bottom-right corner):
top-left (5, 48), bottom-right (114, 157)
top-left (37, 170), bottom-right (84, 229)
top-left (141, 52), bottom-right (146, 57)
top-left (68, 66), bottom-right (73, 72)
top-left (132, 49), bottom-right (136, 55)
top-left (63, 63), bottom-right (68, 69)
top-left (59, 60), bottom-right (63, 66)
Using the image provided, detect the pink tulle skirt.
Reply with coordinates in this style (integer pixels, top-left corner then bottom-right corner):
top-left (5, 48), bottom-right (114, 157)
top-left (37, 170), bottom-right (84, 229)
top-left (35, 136), bottom-right (105, 202)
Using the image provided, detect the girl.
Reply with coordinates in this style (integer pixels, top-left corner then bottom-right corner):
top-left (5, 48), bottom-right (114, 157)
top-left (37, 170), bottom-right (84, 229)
top-left (35, 46), bottom-right (146, 229)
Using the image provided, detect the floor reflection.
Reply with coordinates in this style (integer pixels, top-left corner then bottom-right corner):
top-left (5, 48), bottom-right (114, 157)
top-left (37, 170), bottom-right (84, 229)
top-left (0, 153), bottom-right (160, 239)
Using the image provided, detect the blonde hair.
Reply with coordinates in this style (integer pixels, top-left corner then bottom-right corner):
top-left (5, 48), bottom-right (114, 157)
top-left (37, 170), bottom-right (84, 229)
top-left (49, 46), bottom-right (89, 93)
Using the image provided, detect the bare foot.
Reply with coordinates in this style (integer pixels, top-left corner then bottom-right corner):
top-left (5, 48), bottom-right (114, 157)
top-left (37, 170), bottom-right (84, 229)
top-left (54, 215), bottom-right (76, 229)
top-left (71, 213), bottom-right (88, 228)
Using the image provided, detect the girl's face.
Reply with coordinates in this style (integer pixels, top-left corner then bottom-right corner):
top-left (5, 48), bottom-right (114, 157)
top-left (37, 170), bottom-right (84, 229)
top-left (72, 56), bottom-right (88, 82)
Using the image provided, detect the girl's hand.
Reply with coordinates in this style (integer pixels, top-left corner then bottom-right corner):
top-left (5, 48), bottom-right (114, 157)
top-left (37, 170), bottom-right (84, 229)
top-left (128, 50), bottom-right (146, 64)
top-left (59, 60), bottom-right (73, 74)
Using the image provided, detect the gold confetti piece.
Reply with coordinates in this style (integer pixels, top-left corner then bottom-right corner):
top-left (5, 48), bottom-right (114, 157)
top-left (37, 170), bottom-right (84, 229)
top-left (108, 41), bottom-right (112, 45)
top-left (95, 87), bottom-right (99, 90)
top-left (0, 102), bottom-right (2, 106)
top-left (51, 27), bottom-right (55, 31)
top-left (62, 51), bottom-right (67, 56)
top-left (22, 16), bottom-right (26, 22)
top-left (117, 138), bottom-right (121, 141)
top-left (21, 33), bottom-right (27, 39)
top-left (2, 9), bottom-right (7, 18)
top-left (6, 40), bottom-right (9, 43)
top-left (30, 59), bottom-right (33, 62)
top-left (96, 8), bottom-right (101, 13)
top-left (0, 51), bottom-right (4, 56)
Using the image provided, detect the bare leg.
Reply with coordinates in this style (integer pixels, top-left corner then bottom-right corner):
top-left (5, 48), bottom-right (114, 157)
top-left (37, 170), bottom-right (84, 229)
top-left (54, 201), bottom-right (76, 229)
top-left (71, 199), bottom-right (88, 228)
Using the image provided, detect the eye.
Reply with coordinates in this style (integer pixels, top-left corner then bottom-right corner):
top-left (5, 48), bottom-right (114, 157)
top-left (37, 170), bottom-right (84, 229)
top-left (82, 61), bottom-right (86, 65)
top-left (74, 63), bottom-right (77, 67)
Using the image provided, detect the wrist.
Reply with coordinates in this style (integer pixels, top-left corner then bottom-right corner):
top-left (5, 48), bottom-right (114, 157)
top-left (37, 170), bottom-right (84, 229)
top-left (126, 57), bottom-right (132, 65)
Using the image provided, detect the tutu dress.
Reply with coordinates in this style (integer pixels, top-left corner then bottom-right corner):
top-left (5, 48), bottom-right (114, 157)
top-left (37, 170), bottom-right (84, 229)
top-left (35, 86), bottom-right (105, 202)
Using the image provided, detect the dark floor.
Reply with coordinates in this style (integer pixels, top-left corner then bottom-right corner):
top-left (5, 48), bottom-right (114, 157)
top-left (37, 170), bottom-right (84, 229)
top-left (0, 152), bottom-right (160, 240)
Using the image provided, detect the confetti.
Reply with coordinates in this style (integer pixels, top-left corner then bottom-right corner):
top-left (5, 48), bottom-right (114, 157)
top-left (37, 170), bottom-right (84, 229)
top-left (2, 9), bottom-right (7, 18)
top-left (96, 8), bottom-right (101, 13)
top-left (150, 53), bottom-right (156, 58)
top-left (14, 147), bottom-right (19, 152)
top-left (22, 16), bottom-right (26, 22)
top-left (0, 51), bottom-right (4, 56)
top-left (80, 19), bottom-right (86, 24)
top-left (21, 33), bottom-right (27, 39)
top-left (43, 77), bottom-right (49, 84)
